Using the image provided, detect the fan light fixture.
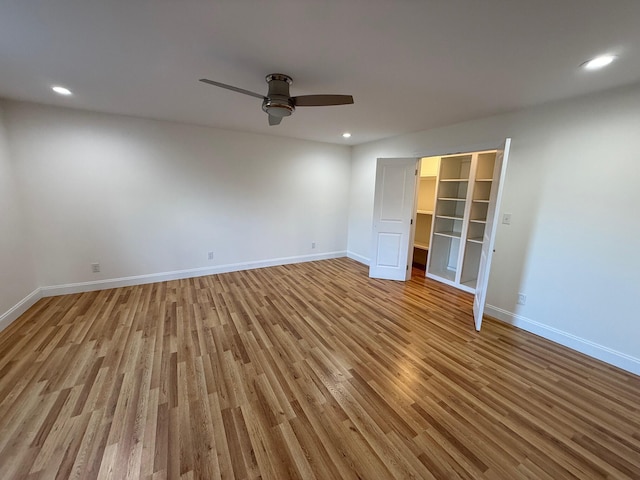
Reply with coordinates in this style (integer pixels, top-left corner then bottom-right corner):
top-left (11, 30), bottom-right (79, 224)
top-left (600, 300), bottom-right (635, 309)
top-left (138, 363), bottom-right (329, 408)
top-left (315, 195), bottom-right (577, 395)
top-left (263, 102), bottom-right (294, 118)
top-left (581, 55), bottom-right (617, 70)
top-left (342, 132), bottom-right (352, 138)
top-left (52, 86), bottom-right (72, 95)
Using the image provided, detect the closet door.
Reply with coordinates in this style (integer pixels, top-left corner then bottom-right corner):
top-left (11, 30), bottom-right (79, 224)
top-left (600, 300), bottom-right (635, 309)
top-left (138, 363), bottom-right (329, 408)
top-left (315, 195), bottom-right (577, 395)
top-left (369, 158), bottom-right (418, 281)
top-left (473, 138), bottom-right (511, 330)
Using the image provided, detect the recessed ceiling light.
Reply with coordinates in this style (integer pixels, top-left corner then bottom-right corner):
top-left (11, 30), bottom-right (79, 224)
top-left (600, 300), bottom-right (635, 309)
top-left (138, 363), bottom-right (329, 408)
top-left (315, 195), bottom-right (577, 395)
top-left (581, 55), bottom-right (617, 70)
top-left (52, 86), bottom-right (72, 95)
top-left (342, 132), bottom-right (352, 138)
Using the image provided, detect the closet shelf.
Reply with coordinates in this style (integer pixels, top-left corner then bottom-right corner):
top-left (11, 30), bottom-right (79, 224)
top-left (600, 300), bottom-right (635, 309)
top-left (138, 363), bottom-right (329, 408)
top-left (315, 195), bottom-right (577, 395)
top-left (467, 237), bottom-right (483, 244)
top-left (475, 178), bottom-right (493, 182)
top-left (472, 199), bottom-right (490, 203)
top-left (440, 178), bottom-right (469, 182)
top-left (438, 197), bottom-right (466, 202)
top-left (469, 219), bottom-right (487, 224)
top-left (428, 267), bottom-right (457, 282)
top-left (417, 210), bottom-right (433, 215)
top-left (461, 278), bottom-right (478, 289)
top-left (436, 214), bottom-right (463, 220)
top-left (434, 230), bottom-right (462, 239)
top-left (414, 242), bottom-right (429, 251)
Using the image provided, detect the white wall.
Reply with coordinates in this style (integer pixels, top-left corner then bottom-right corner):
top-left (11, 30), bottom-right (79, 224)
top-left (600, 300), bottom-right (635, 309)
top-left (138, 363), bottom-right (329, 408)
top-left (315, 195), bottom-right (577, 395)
top-left (0, 104), bottom-right (37, 328)
top-left (4, 102), bottom-right (351, 291)
top-left (348, 83), bottom-right (640, 374)
top-left (4, 84), bottom-right (639, 374)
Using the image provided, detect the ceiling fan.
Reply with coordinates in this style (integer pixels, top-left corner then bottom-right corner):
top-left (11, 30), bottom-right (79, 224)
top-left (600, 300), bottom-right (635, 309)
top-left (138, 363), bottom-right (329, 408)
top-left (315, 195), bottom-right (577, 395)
top-left (199, 73), bottom-right (354, 126)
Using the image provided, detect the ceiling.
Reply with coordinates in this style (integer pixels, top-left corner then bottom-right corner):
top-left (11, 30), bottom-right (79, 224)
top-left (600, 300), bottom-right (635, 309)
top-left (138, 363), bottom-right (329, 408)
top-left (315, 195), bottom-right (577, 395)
top-left (1, 1), bottom-right (639, 145)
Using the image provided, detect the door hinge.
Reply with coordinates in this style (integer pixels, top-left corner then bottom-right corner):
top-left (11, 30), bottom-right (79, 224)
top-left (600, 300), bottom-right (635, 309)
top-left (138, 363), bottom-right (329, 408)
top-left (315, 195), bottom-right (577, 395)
top-left (410, 218), bottom-right (413, 225)
top-left (415, 169), bottom-right (418, 175)
top-left (406, 265), bottom-right (409, 271)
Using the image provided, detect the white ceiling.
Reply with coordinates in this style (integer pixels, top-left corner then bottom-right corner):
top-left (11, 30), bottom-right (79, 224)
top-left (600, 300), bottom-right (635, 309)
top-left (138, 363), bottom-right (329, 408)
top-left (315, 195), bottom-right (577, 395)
top-left (1, 1), bottom-right (639, 145)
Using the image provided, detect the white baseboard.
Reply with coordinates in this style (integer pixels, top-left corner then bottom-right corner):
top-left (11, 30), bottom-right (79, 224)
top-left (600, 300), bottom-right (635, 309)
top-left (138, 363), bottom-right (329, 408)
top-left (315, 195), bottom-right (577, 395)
top-left (40, 251), bottom-right (347, 297)
top-left (486, 305), bottom-right (640, 376)
top-left (347, 251), bottom-right (369, 266)
top-left (5, 259), bottom-right (637, 378)
top-left (0, 288), bottom-right (42, 333)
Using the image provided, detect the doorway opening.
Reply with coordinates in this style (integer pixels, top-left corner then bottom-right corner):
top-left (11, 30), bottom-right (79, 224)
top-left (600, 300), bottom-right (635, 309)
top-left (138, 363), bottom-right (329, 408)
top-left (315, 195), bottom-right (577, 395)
top-left (411, 156), bottom-right (439, 278)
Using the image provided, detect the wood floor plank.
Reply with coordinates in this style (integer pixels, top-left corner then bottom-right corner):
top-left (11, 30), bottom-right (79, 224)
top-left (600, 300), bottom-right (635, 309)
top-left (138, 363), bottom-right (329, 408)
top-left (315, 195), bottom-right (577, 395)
top-left (1, 258), bottom-right (639, 479)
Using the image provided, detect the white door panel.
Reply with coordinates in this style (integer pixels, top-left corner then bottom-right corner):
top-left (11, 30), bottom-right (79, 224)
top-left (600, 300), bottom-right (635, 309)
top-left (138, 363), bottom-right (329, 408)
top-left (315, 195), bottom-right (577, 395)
top-left (369, 158), bottom-right (417, 281)
top-left (474, 138), bottom-right (511, 330)
top-left (376, 233), bottom-right (402, 267)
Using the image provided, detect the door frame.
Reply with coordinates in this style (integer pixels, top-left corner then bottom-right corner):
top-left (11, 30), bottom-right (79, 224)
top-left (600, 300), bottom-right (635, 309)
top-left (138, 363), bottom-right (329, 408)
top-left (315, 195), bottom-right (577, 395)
top-left (409, 140), bottom-right (508, 267)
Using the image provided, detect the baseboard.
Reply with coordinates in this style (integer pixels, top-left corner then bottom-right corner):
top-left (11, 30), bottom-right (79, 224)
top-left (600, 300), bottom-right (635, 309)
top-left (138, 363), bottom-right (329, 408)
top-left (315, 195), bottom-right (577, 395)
top-left (40, 251), bottom-right (347, 297)
top-left (347, 251), bottom-right (369, 266)
top-left (0, 288), bottom-right (43, 333)
top-left (8, 259), bottom-right (637, 377)
top-left (486, 305), bottom-right (640, 376)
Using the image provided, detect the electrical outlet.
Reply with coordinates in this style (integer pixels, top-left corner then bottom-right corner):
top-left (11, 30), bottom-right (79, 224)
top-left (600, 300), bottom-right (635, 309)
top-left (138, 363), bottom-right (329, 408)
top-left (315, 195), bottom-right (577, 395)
top-left (91, 263), bottom-right (100, 273)
top-left (311, 242), bottom-right (316, 249)
top-left (517, 293), bottom-right (527, 305)
top-left (502, 213), bottom-right (512, 225)
top-left (208, 251), bottom-right (214, 260)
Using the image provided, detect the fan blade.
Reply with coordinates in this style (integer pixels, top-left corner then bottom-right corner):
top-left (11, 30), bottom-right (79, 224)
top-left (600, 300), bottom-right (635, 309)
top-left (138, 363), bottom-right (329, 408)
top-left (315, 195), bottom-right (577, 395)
top-left (292, 94), bottom-right (354, 107)
top-left (199, 78), bottom-right (266, 99)
top-left (268, 115), bottom-right (282, 126)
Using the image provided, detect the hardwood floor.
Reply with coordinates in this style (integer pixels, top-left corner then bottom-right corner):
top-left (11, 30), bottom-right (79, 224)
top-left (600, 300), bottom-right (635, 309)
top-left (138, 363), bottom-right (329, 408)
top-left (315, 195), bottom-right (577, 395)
top-left (1, 258), bottom-right (639, 479)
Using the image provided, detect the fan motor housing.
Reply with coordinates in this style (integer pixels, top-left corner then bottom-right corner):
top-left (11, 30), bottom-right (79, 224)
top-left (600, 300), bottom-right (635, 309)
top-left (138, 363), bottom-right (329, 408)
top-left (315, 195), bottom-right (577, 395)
top-left (262, 74), bottom-right (295, 117)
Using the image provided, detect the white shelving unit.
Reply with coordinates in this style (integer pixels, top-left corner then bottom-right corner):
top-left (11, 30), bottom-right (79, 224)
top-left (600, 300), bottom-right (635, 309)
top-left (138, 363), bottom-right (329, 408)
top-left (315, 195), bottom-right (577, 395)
top-left (426, 150), bottom-right (500, 293)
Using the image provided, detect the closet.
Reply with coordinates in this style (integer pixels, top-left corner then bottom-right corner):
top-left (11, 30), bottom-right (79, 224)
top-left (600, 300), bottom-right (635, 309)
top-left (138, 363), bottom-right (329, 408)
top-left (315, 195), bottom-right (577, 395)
top-left (371, 140), bottom-right (510, 328)
top-left (420, 150), bottom-right (501, 294)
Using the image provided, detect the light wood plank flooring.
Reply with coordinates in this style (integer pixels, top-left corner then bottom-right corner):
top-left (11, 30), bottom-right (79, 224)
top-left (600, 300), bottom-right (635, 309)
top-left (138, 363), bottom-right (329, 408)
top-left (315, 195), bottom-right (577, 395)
top-left (1, 258), bottom-right (639, 479)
